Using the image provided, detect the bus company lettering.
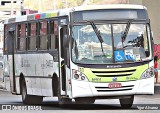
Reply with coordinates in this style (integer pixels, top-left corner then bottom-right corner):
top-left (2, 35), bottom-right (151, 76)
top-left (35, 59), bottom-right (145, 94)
top-left (41, 60), bottom-right (54, 69)
top-left (21, 58), bottom-right (30, 67)
top-left (46, 60), bottom-right (53, 67)
top-left (106, 65), bottom-right (122, 68)
top-left (126, 76), bottom-right (138, 80)
top-left (92, 78), bottom-right (101, 82)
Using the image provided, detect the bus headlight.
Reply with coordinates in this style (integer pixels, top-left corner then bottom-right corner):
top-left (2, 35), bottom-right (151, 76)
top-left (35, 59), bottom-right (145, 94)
top-left (140, 67), bottom-right (154, 79)
top-left (72, 69), bottom-right (88, 81)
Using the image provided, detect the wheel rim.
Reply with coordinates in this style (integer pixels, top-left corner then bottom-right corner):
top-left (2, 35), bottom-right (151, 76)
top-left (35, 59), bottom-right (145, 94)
top-left (22, 81), bottom-right (27, 101)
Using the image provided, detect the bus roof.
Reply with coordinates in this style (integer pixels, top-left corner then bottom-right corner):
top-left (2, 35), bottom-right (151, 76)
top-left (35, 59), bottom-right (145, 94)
top-left (73, 4), bottom-right (146, 11)
top-left (3, 4), bottom-right (147, 24)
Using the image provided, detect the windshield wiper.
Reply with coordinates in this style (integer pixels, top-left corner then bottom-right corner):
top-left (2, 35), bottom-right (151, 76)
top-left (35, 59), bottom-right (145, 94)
top-left (90, 22), bottom-right (106, 57)
top-left (90, 22), bottom-right (104, 43)
top-left (121, 20), bottom-right (133, 41)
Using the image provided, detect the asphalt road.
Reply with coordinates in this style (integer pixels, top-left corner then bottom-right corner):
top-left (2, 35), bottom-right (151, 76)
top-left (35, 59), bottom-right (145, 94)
top-left (0, 87), bottom-right (160, 113)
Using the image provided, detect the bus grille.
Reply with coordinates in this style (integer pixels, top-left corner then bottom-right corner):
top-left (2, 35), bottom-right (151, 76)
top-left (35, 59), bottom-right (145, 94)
top-left (95, 85), bottom-right (134, 92)
top-left (92, 69), bottom-right (136, 77)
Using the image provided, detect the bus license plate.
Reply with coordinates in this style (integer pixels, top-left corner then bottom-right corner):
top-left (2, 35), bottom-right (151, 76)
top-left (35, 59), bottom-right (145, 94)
top-left (108, 83), bottom-right (122, 88)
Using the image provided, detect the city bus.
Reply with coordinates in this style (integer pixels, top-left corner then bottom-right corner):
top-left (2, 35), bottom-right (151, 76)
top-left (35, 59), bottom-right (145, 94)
top-left (3, 4), bottom-right (154, 108)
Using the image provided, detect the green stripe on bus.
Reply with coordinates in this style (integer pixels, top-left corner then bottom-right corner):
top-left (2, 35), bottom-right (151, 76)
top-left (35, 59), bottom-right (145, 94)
top-left (80, 64), bottom-right (148, 82)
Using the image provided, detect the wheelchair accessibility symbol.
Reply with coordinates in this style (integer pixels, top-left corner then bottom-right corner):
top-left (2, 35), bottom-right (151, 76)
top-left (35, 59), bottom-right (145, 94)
top-left (114, 50), bottom-right (125, 62)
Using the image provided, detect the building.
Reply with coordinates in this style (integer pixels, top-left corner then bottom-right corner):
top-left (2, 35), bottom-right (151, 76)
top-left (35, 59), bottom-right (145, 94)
top-left (21, 9), bottom-right (38, 15)
top-left (0, 0), bottom-right (38, 52)
top-left (0, 0), bottom-right (23, 20)
top-left (0, 0), bottom-right (24, 48)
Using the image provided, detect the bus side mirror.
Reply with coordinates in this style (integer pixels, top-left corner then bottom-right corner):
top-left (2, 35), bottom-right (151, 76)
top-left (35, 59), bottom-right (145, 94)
top-left (63, 35), bottom-right (70, 67)
top-left (151, 31), bottom-right (153, 38)
top-left (71, 38), bottom-right (78, 59)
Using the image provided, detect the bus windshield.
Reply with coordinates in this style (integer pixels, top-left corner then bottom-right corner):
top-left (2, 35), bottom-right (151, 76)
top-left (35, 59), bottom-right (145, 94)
top-left (71, 23), bottom-right (151, 64)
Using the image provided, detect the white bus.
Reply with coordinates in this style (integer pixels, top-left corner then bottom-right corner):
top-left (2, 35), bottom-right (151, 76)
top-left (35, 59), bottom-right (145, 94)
top-left (3, 4), bottom-right (154, 108)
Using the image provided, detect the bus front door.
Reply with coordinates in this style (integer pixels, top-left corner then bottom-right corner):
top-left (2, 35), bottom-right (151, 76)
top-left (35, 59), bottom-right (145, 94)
top-left (59, 23), bottom-right (72, 98)
top-left (8, 24), bottom-right (16, 94)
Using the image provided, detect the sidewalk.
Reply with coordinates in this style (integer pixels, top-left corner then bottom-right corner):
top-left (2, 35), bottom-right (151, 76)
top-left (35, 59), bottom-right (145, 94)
top-left (154, 70), bottom-right (160, 93)
top-left (155, 70), bottom-right (160, 84)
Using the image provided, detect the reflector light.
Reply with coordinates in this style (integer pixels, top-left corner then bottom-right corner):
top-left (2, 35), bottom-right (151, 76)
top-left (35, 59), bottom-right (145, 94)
top-left (74, 74), bottom-right (79, 79)
top-left (35, 14), bottom-right (40, 19)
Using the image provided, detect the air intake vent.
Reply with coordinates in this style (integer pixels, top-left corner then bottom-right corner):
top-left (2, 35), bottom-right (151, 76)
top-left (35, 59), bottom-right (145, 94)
top-left (92, 69), bottom-right (136, 77)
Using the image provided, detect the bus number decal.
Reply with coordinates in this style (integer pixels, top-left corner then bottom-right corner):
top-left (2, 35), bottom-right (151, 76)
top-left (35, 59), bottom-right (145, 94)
top-left (41, 60), bottom-right (54, 69)
top-left (21, 58), bottom-right (30, 67)
top-left (92, 78), bottom-right (101, 82)
top-left (46, 60), bottom-right (53, 67)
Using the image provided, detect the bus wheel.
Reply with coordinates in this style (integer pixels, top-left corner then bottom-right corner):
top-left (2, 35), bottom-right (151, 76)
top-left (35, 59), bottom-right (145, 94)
top-left (58, 97), bottom-right (72, 106)
top-left (21, 79), bottom-right (30, 104)
top-left (21, 79), bottom-right (43, 104)
top-left (58, 87), bottom-right (72, 107)
top-left (75, 97), bottom-right (95, 104)
top-left (119, 95), bottom-right (134, 108)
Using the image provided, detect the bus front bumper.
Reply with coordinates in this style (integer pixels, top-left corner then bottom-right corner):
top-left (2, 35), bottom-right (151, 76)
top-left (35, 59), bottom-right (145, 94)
top-left (71, 77), bottom-right (154, 98)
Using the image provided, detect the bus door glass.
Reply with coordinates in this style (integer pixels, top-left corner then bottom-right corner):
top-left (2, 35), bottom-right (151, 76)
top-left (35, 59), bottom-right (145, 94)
top-left (59, 17), bottom-right (71, 96)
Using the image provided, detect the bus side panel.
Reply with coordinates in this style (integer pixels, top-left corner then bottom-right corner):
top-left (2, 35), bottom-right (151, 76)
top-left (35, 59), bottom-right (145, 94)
top-left (3, 54), bottom-right (16, 93)
top-left (14, 54), bottom-right (32, 95)
top-left (42, 53), bottom-right (59, 96)
top-left (26, 53), bottom-right (43, 96)
top-left (15, 77), bottom-right (33, 95)
top-left (8, 55), bottom-right (15, 93)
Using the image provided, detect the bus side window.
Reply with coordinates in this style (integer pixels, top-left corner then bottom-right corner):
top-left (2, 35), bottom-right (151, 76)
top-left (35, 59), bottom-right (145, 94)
top-left (17, 24), bottom-right (20, 50)
top-left (27, 23), bottom-right (30, 50)
top-left (49, 20), bottom-right (58, 50)
top-left (39, 20), bottom-right (47, 50)
top-left (17, 23), bottom-right (26, 51)
top-left (28, 22), bottom-right (37, 50)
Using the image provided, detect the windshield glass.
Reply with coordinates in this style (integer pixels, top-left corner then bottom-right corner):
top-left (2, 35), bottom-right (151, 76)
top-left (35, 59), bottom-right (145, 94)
top-left (71, 23), bottom-right (151, 64)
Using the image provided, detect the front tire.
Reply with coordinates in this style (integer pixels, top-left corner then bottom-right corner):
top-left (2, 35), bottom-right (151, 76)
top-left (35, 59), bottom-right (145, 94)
top-left (21, 79), bottom-right (43, 105)
top-left (119, 95), bottom-right (134, 108)
top-left (58, 97), bottom-right (72, 105)
top-left (58, 85), bottom-right (72, 107)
